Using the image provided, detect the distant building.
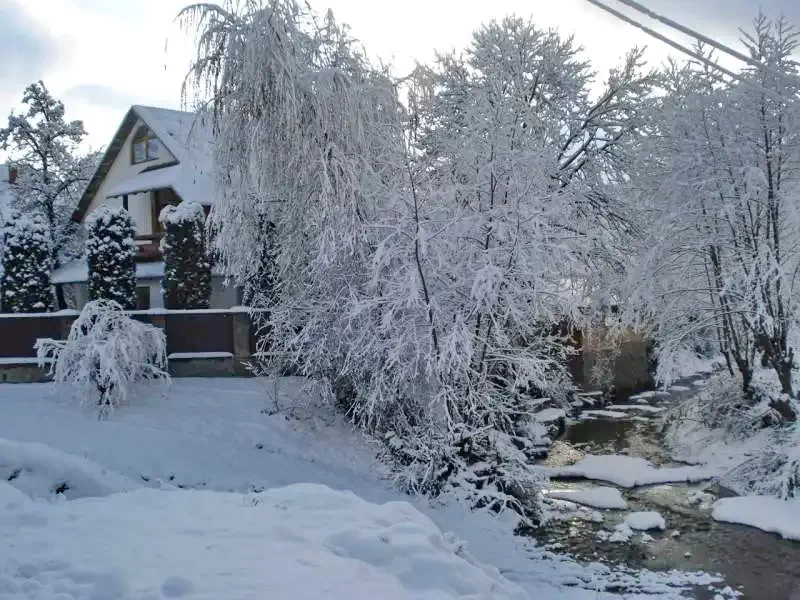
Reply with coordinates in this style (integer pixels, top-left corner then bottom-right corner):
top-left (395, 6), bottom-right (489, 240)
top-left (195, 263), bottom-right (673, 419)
top-left (52, 105), bottom-right (239, 310)
top-left (0, 163), bottom-right (16, 221)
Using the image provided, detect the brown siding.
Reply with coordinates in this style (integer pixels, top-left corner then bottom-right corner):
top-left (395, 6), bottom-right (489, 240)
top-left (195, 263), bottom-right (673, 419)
top-left (0, 315), bottom-right (74, 358)
top-left (164, 312), bottom-right (234, 354)
top-left (0, 311), bottom-right (247, 358)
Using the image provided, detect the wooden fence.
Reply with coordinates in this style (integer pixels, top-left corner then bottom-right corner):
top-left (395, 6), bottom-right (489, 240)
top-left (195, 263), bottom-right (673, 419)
top-left (0, 309), bottom-right (257, 382)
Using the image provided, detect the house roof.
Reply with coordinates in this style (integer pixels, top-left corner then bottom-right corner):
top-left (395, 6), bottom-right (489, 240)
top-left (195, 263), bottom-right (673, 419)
top-left (71, 105), bottom-right (216, 222)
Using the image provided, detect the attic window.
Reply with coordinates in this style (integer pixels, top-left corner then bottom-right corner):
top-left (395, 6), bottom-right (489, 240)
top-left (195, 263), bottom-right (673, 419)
top-left (131, 126), bottom-right (160, 164)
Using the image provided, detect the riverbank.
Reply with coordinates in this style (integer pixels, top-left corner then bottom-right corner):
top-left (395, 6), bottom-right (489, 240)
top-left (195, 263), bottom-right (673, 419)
top-left (535, 376), bottom-right (800, 599)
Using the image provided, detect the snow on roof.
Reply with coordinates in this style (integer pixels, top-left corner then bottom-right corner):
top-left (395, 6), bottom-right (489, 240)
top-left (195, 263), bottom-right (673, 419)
top-left (106, 165), bottom-right (180, 198)
top-left (105, 163), bottom-right (215, 206)
top-left (52, 258), bottom-right (223, 284)
top-left (132, 106), bottom-right (216, 205)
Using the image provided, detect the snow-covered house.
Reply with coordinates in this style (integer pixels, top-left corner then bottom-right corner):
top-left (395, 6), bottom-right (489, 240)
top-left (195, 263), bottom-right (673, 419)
top-left (52, 106), bottom-right (238, 310)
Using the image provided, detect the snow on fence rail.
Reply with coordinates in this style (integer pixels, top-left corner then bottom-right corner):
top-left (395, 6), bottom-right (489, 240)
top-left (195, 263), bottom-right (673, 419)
top-left (0, 308), bottom-right (259, 380)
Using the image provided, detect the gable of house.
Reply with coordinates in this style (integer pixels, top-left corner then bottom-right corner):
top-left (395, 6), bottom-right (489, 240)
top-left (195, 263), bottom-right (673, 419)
top-left (72, 105), bottom-right (215, 227)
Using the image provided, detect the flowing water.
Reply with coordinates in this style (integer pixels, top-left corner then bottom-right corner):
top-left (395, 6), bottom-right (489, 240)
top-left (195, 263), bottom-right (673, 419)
top-left (535, 379), bottom-right (800, 600)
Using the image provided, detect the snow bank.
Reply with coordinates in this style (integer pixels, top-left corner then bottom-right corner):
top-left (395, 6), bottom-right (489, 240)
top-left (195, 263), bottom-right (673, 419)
top-left (546, 486), bottom-right (628, 509)
top-left (625, 511), bottom-right (666, 531)
top-left (581, 409), bottom-right (629, 419)
top-left (712, 496), bottom-right (800, 541)
top-left (533, 407), bottom-right (566, 423)
top-left (0, 483), bottom-right (527, 600)
top-left (546, 454), bottom-right (714, 488)
top-left (0, 438), bottom-right (136, 500)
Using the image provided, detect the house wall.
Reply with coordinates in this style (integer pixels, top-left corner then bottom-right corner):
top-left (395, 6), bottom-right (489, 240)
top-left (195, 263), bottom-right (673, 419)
top-left (60, 276), bottom-right (237, 310)
top-left (85, 118), bottom-right (176, 234)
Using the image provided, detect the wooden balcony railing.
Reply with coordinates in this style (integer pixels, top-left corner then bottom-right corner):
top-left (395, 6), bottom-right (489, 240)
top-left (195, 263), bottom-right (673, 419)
top-left (135, 233), bottom-right (164, 262)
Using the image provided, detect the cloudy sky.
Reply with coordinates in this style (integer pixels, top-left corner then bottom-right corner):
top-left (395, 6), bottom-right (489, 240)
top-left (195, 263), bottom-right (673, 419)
top-left (2, 0), bottom-right (799, 153)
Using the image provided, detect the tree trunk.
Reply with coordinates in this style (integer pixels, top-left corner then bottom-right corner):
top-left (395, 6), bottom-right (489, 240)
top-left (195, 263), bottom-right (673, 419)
top-left (771, 359), bottom-right (797, 422)
top-left (739, 362), bottom-right (754, 401)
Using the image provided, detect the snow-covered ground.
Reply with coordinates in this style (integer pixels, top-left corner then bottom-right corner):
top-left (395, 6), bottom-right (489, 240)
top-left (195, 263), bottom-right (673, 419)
top-left (711, 496), bottom-right (800, 541)
top-left (0, 378), bottom-right (729, 599)
top-left (663, 371), bottom-right (800, 539)
top-left (0, 479), bottom-right (526, 599)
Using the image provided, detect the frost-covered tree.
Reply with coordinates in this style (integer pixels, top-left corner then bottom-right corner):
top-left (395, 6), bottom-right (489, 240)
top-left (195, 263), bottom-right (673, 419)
top-left (628, 16), bottom-right (800, 421)
top-left (180, 0), bottom-right (653, 519)
top-left (36, 299), bottom-right (169, 417)
top-left (0, 81), bottom-right (100, 267)
top-left (86, 206), bottom-right (136, 309)
top-left (1, 211), bottom-right (52, 313)
top-left (159, 201), bottom-right (212, 309)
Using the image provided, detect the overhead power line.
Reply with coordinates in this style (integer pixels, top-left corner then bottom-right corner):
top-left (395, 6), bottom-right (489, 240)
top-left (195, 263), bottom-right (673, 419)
top-left (611, 0), bottom-right (778, 75)
top-left (583, 0), bottom-right (796, 104)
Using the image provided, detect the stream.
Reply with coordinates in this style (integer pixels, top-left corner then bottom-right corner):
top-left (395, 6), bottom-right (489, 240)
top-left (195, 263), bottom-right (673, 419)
top-left (535, 377), bottom-right (800, 600)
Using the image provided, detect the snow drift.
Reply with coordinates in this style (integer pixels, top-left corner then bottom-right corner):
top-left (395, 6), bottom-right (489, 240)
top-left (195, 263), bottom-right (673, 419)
top-left (0, 437), bottom-right (136, 500)
top-left (0, 478), bottom-right (527, 599)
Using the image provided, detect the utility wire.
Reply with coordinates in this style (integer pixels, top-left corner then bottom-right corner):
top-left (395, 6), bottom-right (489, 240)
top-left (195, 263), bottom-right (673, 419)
top-left (583, 0), bottom-right (796, 104)
top-left (612, 0), bottom-right (784, 77)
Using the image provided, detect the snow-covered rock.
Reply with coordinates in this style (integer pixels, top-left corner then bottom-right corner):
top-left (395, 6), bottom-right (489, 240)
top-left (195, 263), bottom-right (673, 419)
top-left (581, 409), bottom-right (629, 419)
top-left (533, 407), bottom-right (566, 423)
top-left (625, 511), bottom-right (666, 531)
top-left (712, 496), bottom-right (800, 541)
top-left (546, 486), bottom-right (628, 510)
top-left (609, 523), bottom-right (634, 543)
top-left (546, 454), bottom-right (714, 488)
top-left (687, 490), bottom-right (715, 509)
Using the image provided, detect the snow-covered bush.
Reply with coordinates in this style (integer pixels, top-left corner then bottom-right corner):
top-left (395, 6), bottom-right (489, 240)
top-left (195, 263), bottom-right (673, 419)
top-left (1, 211), bottom-right (52, 313)
top-left (383, 423), bottom-right (547, 526)
top-left (159, 201), bottom-right (212, 309)
top-left (86, 205), bottom-right (137, 309)
top-left (36, 299), bottom-right (169, 417)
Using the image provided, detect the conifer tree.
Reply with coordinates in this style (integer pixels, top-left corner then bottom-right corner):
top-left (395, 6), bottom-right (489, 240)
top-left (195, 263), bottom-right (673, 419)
top-left (159, 202), bottom-right (212, 309)
top-left (1, 211), bottom-right (52, 313)
top-left (86, 205), bottom-right (136, 309)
